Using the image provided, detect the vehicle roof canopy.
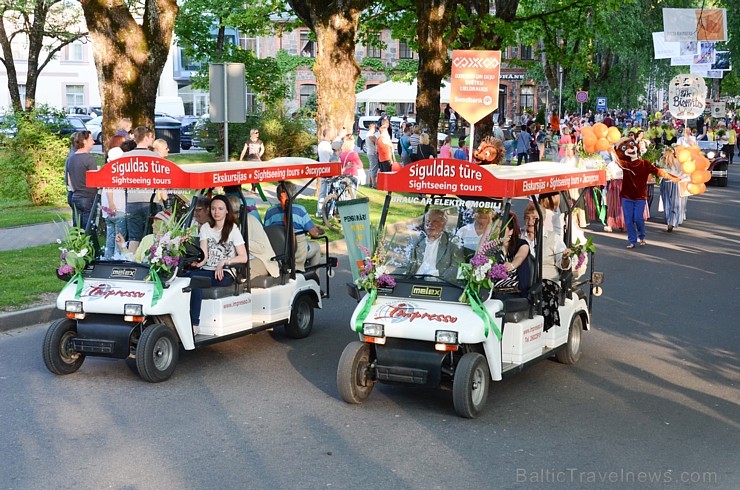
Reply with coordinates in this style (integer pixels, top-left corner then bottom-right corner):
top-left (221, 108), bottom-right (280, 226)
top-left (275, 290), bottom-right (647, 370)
top-left (87, 156), bottom-right (342, 190)
top-left (376, 158), bottom-right (606, 198)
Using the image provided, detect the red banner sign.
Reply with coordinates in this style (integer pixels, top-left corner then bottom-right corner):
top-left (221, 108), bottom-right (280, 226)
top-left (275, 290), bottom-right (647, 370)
top-left (376, 159), bottom-right (606, 198)
top-left (87, 156), bottom-right (341, 189)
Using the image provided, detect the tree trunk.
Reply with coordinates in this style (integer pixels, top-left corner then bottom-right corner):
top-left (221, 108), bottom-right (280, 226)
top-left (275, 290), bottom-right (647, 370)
top-left (0, 21), bottom-right (22, 111)
top-left (415, 0), bottom-right (459, 152)
top-left (79, 0), bottom-right (178, 150)
top-left (288, 0), bottom-right (369, 139)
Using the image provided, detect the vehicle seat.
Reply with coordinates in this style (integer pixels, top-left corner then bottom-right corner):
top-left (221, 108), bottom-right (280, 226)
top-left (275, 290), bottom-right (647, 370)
top-left (201, 282), bottom-right (244, 299)
top-left (264, 225), bottom-right (290, 274)
top-left (251, 273), bottom-right (290, 289)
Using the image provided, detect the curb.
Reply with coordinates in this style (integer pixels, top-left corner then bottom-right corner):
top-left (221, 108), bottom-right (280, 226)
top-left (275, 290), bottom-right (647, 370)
top-left (0, 304), bottom-right (63, 333)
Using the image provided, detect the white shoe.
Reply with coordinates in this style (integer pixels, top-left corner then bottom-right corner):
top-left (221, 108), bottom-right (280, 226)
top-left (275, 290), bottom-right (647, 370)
top-left (193, 325), bottom-right (200, 336)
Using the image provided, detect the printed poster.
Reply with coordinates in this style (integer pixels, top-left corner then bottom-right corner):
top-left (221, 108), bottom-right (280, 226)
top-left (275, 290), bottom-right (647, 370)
top-left (663, 8), bottom-right (727, 42)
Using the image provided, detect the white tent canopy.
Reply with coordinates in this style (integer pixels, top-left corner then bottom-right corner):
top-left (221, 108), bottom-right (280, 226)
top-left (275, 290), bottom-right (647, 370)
top-left (355, 79), bottom-right (450, 115)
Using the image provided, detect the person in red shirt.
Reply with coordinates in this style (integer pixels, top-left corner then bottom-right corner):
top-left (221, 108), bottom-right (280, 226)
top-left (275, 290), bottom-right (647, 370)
top-left (613, 138), bottom-right (678, 248)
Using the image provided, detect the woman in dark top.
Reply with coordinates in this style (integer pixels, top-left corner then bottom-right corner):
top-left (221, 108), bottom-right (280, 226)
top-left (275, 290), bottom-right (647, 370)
top-left (67, 130), bottom-right (98, 230)
top-left (410, 133), bottom-right (436, 161)
top-left (494, 211), bottom-right (532, 296)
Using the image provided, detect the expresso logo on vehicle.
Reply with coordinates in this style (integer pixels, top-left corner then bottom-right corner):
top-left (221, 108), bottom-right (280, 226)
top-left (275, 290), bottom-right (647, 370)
top-left (411, 285), bottom-right (443, 298)
top-left (374, 302), bottom-right (458, 324)
top-left (110, 267), bottom-right (137, 279)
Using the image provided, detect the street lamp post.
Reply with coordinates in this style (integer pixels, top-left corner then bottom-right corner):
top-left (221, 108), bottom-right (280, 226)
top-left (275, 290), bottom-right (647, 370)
top-left (558, 66), bottom-right (563, 118)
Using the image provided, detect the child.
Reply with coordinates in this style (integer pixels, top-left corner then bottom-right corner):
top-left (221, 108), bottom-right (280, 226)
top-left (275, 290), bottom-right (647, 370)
top-left (453, 137), bottom-right (468, 160)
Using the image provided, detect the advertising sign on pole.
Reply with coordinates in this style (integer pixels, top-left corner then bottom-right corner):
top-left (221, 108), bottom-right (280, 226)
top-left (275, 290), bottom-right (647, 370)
top-left (668, 74), bottom-right (707, 120)
top-left (450, 50), bottom-right (502, 125)
top-left (596, 97), bottom-right (608, 111)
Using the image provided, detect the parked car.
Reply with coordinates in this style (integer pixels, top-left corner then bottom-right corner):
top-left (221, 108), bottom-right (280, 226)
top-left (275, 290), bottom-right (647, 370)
top-left (698, 140), bottom-right (729, 187)
top-left (85, 116), bottom-right (104, 144)
top-left (192, 115), bottom-right (217, 151)
top-left (68, 114), bottom-right (93, 124)
top-left (177, 115), bottom-right (199, 150)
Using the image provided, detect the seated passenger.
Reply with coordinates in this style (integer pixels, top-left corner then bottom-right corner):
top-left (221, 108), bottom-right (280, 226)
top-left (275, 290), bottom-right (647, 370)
top-left (264, 182), bottom-right (325, 272)
top-left (192, 196), bottom-right (211, 235)
top-left (115, 210), bottom-right (171, 262)
top-left (223, 185), bottom-right (262, 223)
top-left (455, 207), bottom-right (495, 256)
top-left (408, 209), bottom-right (464, 282)
top-left (188, 195), bottom-right (248, 333)
top-left (523, 203), bottom-right (570, 331)
top-left (493, 211), bottom-right (531, 296)
top-left (245, 213), bottom-right (279, 279)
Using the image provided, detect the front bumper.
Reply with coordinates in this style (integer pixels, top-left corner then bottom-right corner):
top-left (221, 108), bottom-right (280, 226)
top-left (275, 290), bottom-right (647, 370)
top-left (375, 338), bottom-right (447, 388)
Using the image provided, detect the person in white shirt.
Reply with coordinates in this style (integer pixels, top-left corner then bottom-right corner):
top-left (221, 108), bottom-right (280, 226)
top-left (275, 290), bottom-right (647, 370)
top-left (455, 208), bottom-right (495, 256)
top-left (409, 209), bottom-right (463, 281)
top-left (316, 127), bottom-right (335, 216)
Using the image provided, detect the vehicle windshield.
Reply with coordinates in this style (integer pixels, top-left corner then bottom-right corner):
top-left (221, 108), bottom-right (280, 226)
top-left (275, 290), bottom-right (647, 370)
top-left (379, 195), bottom-right (502, 287)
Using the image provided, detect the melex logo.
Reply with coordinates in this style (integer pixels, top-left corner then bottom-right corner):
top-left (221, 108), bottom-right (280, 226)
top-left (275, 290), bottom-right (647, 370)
top-left (452, 57), bottom-right (500, 69)
top-left (83, 283), bottom-right (147, 301)
top-left (110, 267), bottom-right (137, 279)
top-left (411, 285), bottom-right (443, 298)
top-left (374, 302), bottom-right (458, 324)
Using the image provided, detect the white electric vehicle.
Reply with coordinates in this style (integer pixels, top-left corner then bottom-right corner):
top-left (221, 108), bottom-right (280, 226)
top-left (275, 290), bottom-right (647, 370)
top-left (44, 156), bottom-right (340, 382)
top-left (337, 159), bottom-right (606, 418)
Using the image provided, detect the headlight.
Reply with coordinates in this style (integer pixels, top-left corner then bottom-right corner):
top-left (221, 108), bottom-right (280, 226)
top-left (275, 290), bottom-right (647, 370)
top-left (65, 300), bottom-right (83, 313)
top-left (65, 300), bottom-right (85, 319)
top-left (435, 330), bottom-right (458, 344)
top-left (363, 323), bottom-right (384, 337)
top-left (124, 303), bottom-right (144, 322)
top-left (706, 151), bottom-right (715, 159)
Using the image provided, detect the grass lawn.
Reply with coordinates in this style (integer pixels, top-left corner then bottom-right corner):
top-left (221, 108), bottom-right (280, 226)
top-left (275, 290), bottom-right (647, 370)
top-left (0, 243), bottom-right (61, 311)
top-left (0, 202), bottom-right (70, 228)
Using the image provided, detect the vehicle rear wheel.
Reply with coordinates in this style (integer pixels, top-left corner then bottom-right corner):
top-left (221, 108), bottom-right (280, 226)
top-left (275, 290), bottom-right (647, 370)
top-left (181, 143), bottom-right (191, 150)
top-left (337, 341), bottom-right (376, 404)
top-left (135, 324), bottom-right (179, 382)
top-left (556, 315), bottom-right (584, 364)
top-left (453, 352), bottom-right (490, 418)
top-left (42, 318), bottom-right (85, 375)
top-left (361, 140), bottom-right (367, 153)
top-left (716, 177), bottom-right (728, 187)
top-left (322, 193), bottom-right (342, 231)
top-left (285, 295), bottom-right (314, 339)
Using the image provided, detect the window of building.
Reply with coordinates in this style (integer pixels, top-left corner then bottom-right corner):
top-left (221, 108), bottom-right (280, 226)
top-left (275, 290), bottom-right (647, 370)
top-left (239, 35), bottom-right (258, 54)
top-left (398, 40), bottom-right (413, 59)
top-left (65, 41), bottom-right (84, 62)
top-left (520, 44), bottom-right (534, 60)
top-left (366, 33), bottom-right (381, 58)
top-left (246, 85), bottom-right (257, 113)
top-left (180, 48), bottom-right (201, 72)
top-left (19, 84), bottom-right (26, 107)
top-left (300, 84), bottom-right (316, 107)
top-left (300, 30), bottom-right (315, 58)
top-left (501, 47), bottom-right (508, 60)
top-left (66, 85), bottom-right (85, 108)
top-left (520, 85), bottom-right (535, 114)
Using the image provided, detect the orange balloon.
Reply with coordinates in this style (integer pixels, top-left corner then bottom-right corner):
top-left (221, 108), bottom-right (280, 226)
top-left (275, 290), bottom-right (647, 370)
top-left (592, 123), bottom-right (608, 139)
top-left (584, 142), bottom-right (596, 154)
top-left (607, 126), bottom-right (622, 144)
top-left (595, 138), bottom-right (611, 152)
top-left (687, 182), bottom-right (706, 195)
top-left (581, 126), bottom-right (595, 138)
top-left (690, 170), bottom-right (706, 184)
top-left (583, 133), bottom-right (597, 147)
top-left (677, 149), bottom-right (691, 163)
top-left (687, 146), bottom-right (702, 159)
top-left (694, 156), bottom-right (710, 171)
top-left (682, 160), bottom-right (696, 174)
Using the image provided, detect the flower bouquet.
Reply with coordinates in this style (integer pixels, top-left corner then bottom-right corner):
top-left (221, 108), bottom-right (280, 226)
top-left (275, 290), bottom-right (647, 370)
top-left (56, 225), bottom-right (94, 298)
top-left (563, 237), bottom-right (596, 271)
top-left (457, 238), bottom-right (509, 304)
top-left (145, 213), bottom-right (197, 305)
top-left (355, 229), bottom-right (396, 293)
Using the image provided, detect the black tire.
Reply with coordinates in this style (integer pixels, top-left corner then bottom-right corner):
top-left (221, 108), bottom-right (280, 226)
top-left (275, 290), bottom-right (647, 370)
top-left (452, 352), bottom-right (490, 418)
top-left (285, 295), bottom-right (314, 339)
top-left (556, 315), bottom-right (584, 364)
top-left (95, 133), bottom-right (102, 145)
top-left (322, 193), bottom-right (342, 231)
top-left (182, 143), bottom-right (191, 150)
top-left (361, 139), bottom-right (367, 153)
top-left (135, 324), bottom-right (179, 382)
top-left (42, 318), bottom-right (85, 375)
top-left (337, 341), bottom-right (375, 404)
top-left (717, 177), bottom-right (728, 187)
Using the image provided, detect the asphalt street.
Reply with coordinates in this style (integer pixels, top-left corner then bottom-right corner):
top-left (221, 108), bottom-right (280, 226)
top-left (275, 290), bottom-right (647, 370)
top-left (0, 165), bottom-right (738, 489)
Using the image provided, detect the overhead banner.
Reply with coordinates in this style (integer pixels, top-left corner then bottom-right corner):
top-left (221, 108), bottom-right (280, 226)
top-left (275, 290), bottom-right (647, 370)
top-left (668, 74), bottom-right (707, 120)
top-left (711, 51), bottom-right (731, 71)
top-left (450, 50), bottom-right (502, 124)
top-left (653, 32), bottom-right (680, 59)
top-left (663, 8), bottom-right (727, 42)
top-left (337, 198), bottom-right (373, 282)
top-left (694, 41), bottom-right (716, 65)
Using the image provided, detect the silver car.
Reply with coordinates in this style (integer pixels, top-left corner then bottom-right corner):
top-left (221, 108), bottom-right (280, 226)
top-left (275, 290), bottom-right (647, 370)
top-left (85, 116), bottom-right (104, 144)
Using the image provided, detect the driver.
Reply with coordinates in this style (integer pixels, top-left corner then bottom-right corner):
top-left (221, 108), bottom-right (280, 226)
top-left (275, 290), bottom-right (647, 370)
top-left (408, 209), bottom-right (463, 282)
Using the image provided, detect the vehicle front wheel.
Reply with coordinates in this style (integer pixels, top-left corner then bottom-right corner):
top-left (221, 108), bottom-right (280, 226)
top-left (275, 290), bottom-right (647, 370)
top-left (42, 318), bottom-right (85, 375)
top-left (556, 315), bottom-right (584, 364)
top-left (337, 341), bottom-right (376, 404)
top-left (453, 352), bottom-right (490, 418)
top-left (135, 324), bottom-right (179, 382)
top-left (285, 295), bottom-right (314, 339)
top-left (181, 143), bottom-right (191, 150)
top-left (322, 193), bottom-right (342, 231)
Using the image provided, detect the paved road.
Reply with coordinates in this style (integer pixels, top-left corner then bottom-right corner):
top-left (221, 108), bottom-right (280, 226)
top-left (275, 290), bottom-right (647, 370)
top-left (1, 166), bottom-right (738, 489)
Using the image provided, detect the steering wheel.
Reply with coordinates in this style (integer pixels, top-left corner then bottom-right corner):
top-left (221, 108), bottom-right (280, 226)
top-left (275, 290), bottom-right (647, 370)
top-left (180, 241), bottom-right (205, 269)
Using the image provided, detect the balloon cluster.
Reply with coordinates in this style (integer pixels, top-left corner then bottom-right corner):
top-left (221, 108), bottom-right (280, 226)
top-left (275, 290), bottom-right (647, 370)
top-left (581, 123), bottom-right (622, 154)
top-left (676, 146), bottom-right (711, 195)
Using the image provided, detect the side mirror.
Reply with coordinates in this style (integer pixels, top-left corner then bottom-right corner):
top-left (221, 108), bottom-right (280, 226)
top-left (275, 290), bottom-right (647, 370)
top-left (346, 283), bottom-right (360, 302)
